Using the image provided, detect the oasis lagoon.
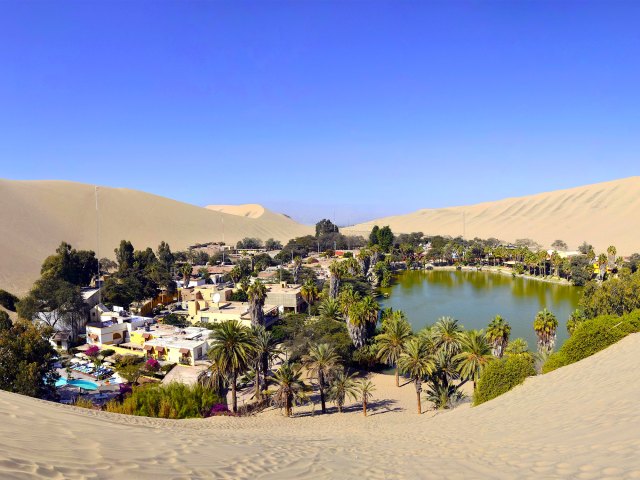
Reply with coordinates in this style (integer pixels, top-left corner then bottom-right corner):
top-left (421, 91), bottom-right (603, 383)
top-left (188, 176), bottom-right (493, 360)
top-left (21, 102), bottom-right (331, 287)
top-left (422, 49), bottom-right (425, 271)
top-left (380, 270), bottom-right (582, 349)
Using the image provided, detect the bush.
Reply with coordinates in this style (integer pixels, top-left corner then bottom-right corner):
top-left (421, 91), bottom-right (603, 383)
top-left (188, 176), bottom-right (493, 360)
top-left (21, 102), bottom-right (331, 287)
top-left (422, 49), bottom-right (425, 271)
top-left (105, 383), bottom-right (224, 419)
top-left (474, 355), bottom-right (536, 405)
top-left (542, 310), bottom-right (640, 373)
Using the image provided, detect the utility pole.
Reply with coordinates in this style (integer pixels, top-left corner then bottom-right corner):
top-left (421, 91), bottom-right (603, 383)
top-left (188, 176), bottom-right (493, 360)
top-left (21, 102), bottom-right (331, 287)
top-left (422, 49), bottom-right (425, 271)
top-left (95, 186), bottom-right (101, 304)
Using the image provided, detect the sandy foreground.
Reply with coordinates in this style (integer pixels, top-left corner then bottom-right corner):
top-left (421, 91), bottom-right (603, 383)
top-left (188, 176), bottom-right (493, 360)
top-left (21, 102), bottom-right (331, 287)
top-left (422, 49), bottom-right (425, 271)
top-left (1, 335), bottom-right (640, 479)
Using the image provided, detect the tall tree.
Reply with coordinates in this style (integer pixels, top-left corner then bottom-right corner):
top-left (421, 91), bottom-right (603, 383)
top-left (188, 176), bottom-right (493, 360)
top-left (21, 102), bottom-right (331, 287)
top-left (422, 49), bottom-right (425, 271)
top-left (375, 311), bottom-right (413, 386)
top-left (486, 315), bottom-right (511, 358)
top-left (533, 308), bottom-right (558, 354)
top-left (156, 241), bottom-right (175, 270)
top-left (208, 320), bottom-right (255, 413)
top-left (0, 320), bottom-right (59, 398)
top-left (17, 276), bottom-right (88, 341)
top-left (247, 280), bottom-right (268, 327)
top-left (454, 330), bottom-right (494, 390)
top-left (303, 343), bottom-right (341, 414)
top-left (271, 363), bottom-right (308, 417)
top-left (398, 337), bottom-right (434, 414)
top-left (114, 240), bottom-right (135, 272)
top-left (328, 261), bottom-right (344, 299)
top-left (315, 219), bottom-right (339, 237)
top-left (328, 369), bottom-right (358, 413)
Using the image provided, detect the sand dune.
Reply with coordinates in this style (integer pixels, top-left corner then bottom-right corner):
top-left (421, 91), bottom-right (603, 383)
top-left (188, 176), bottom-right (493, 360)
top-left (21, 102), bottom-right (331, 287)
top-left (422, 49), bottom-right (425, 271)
top-left (205, 204), bottom-right (267, 219)
top-left (0, 334), bottom-right (639, 478)
top-left (0, 179), bottom-right (312, 295)
top-left (344, 176), bottom-right (640, 255)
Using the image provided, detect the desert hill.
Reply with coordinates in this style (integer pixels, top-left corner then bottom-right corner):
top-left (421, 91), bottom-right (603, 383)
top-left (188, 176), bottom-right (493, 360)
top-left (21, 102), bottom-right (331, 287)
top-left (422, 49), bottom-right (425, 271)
top-left (0, 179), bottom-right (312, 295)
top-left (0, 333), bottom-right (638, 478)
top-left (344, 176), bottom-right (640, 254)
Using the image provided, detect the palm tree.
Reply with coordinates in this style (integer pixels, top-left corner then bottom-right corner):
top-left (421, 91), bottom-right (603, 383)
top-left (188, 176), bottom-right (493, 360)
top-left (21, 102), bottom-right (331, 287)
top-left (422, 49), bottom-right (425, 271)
top-left (229, 265), bottom-right (243, 284)
top-left (533, 308), bottom-right (558, 354)
top-left (328, 369), bottom-right (359, 413)
top-left (566, 309), bottom-right (586, 336)
top-left (247, 280), bottom-right (268, 327)
top-left (375, 312), bottom-right (413, 386)
top-left (504, 337), bottom-right (530, 357)
top-left (454, 330), bottom-right (494, 390)
top-left (271, 363), bottom-right (308, 417)
top-left (302, 343), bottom-right (341, 414)
top-left (356, 379), bottom-right (376, 416)
top-left (300, 279), bottom-right (319, 315)
top-left (398, 337), bottom-right (434, 414)
top-left (342, 296), bottom-right (378, 349)
top-left (597, 253), bottom-right (608, 280)
top-left (197, 359), bottom-right (227, 396)
top-left (342, 257), bottom-right (361, 277)
top-left (423, 382), bottom-right (463, 410)
top-left (486, 315), bottom-right (511, 358)
top-left (292, 256), bottom-right (303, 284)
top-left (328, 261), bottom-right (344, 299)
top-left (319, 297), bottom-right (341, 321)
top-left (431, 317), bottom-right (464, 356)
top-left (181, 263), bottom-right (192, 287)
top-left (251, 325), bottom-right (282, 400)
top-left (550, 251), bottom-right (562, 277)
top-left (607, 245), bottom-right (617, 268)
top-left (208, 320), bottom-right (256, 413)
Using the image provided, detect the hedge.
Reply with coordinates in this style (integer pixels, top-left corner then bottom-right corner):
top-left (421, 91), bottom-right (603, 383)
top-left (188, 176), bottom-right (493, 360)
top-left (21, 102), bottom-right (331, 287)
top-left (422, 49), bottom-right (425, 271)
top-left (542, 309), bottom-right (640, 373)
top-left (474, 355), bottom-right (536, 406)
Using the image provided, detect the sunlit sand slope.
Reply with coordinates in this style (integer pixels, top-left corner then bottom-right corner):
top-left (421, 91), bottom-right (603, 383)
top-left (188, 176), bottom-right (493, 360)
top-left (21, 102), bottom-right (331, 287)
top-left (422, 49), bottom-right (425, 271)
top-left (0, 179), bottom-right (312, 295)
top-left (345, 177), bottom-right (640, 255)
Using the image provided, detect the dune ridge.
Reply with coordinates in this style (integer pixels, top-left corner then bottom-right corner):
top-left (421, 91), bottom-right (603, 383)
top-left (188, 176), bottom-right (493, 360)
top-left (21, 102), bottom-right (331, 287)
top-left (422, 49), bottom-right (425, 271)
top-left (0, 179), bottom-right (312, 295)
top-left (344, 176), bottom-right (640, 254)
top-left (0, 334), bottom-right (639, 478)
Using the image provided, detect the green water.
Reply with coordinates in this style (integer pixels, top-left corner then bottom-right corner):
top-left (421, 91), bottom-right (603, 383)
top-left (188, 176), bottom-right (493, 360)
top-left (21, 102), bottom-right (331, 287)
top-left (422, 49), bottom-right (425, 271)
top-left (380, 270), bottom-right (582, 349)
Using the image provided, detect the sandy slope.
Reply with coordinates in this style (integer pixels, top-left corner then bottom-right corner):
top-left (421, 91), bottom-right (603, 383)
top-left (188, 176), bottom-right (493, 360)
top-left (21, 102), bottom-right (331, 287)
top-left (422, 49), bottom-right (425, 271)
top-left (205, 204), bottom-right (267, 219)
top-left (344, 176), bottom-right (640, 255)
top-left (0, 180), bottom-right (312, 295)
top-left (0, 334), bottom-right (639, 479)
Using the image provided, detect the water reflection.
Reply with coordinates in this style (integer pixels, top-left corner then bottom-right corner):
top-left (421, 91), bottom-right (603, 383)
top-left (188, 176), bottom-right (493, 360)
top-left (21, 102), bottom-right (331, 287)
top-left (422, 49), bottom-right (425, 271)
top-left (381, 270), bottom-right (582, 348)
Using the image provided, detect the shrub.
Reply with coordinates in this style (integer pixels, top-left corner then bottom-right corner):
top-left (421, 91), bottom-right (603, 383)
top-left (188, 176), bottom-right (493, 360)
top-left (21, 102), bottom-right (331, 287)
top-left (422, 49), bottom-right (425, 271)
top-left (474, 355), bottom-right (536, 406)
top-left (542, 310), bottom-right (640, 373)
top-left (100, 349), bottom-right (116, 358)
top-left (85, 345), bottom-right (100, 358)
top-left (105, 382), bottom-right (223, 419)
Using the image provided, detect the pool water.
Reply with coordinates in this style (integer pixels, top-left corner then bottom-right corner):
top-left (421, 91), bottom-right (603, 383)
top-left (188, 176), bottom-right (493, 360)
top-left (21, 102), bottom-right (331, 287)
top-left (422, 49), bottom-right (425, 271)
top-left (56, 378), bottom-right (99, 390)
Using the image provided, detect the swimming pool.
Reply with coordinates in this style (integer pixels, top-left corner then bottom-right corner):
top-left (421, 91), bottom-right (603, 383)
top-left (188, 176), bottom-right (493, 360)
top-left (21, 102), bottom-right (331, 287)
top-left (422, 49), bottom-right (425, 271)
top-left (56, 378), bottom-right (99, 390)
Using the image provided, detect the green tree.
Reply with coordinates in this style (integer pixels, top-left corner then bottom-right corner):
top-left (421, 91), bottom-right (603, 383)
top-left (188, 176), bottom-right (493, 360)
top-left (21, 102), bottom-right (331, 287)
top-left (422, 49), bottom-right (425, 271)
top-left (566, 309), bottom-right (586, 336)
top-left (369, 226), bottom-right (380, 246)
top-left (375, 311), bottom-right (413, 386)
top-left (156, 241), bottom-right (175, 270)
top-left (300, 279), bottom-right (319, 314)
top-left (398, 337), bottom-right (434, 414)
top-left (17, 276), bottom-right (87, 341)
top-left (533, 308), bottom-right (558, 354)
top-left (0, 320), bottom-right (59, 397)
top-left (315, 219), bottom-right (339, 237)
top-left (454, 330), bottom-right (494, 390)
top-left (319, 297), bottom-right (341, 321)
top-left (270, 363), bottom-right (308, 416)
top-left (0, 311), bottom-right (12, 331)
top-left (356, 379), bottom-right (376, 417)
top-left (486, 315), bottom-right (511, 358)
top-left (250, 325), bottom-right (282, 400)
top-left (328, 369), bottom-right (359, 413)
top-left (208, 320), bottom-right (256, 413)
top-left (114, 240), bottom-right (135, 272)
top-left (247, 280), bottom-right (268, 327)
top-left (303, 343), bottom-right (341, 414)
top-left (431, 317), bottom-right (464, 356)
top-left (377, 226), bottom-right (394, 252)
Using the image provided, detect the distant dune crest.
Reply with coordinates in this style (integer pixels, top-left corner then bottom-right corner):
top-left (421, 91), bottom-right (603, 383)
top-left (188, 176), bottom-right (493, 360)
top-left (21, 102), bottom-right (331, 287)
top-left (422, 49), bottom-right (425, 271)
top-left (205, 204), bottom-right (266, 219)
top-left (344, 176), bottom-right (640, 255)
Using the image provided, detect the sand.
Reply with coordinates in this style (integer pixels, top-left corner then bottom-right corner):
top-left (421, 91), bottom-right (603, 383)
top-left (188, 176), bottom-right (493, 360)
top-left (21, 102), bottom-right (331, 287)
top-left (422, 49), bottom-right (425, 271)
top-left (0, 180), bottom-right (313, 295)
top-left (1, 334), bottom-right (639, 479)
top-left (344, 176), bottom-right (640, 255)
top-left (205, 204), bottom-right (267, 219)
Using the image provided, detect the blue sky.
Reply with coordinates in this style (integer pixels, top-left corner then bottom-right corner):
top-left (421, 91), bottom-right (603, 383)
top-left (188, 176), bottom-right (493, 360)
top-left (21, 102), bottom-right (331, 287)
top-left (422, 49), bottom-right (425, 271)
top-left (1, 1), bottom-right (639, 224)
